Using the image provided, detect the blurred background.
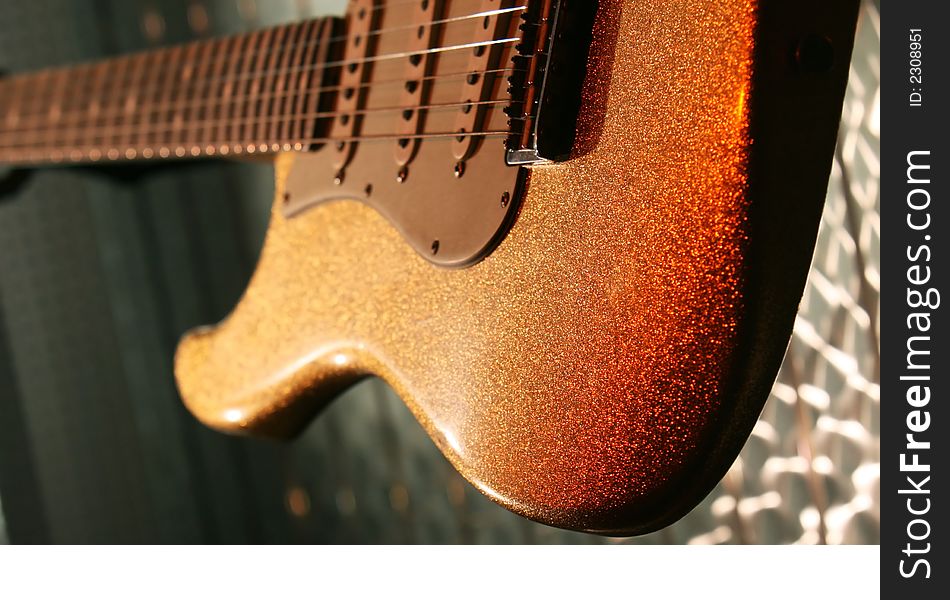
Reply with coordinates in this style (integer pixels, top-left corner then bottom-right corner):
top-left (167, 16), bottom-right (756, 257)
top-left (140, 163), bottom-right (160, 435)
top-left (0, 0), bottom-right (879, 543)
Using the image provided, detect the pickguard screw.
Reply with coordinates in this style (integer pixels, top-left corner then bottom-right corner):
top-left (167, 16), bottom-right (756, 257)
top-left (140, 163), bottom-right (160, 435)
top-left (431, 240), bottom-right (440, 255)
top-left (365, 183), bottom-right (373, 197)
top-left (454, 161), bottom-right (465, 178)
top-left (334, 170), bottom-right (345, 185)
top-left (283, 192), bottom-right (291, 203)
top-left (500, 191), bottom-right (510, 208)
top-left (397, 166), bottom-right (409, 183)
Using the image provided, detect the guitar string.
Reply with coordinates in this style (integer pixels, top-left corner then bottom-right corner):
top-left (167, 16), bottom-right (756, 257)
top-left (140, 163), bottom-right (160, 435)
top-left (1, 75), bottom-right (522, 158)
top-left (184, 4), bottom-right (530, 67)
top-left (2, 2), bottom-right (529, 119)
top-left (0, 2), bottom-right (536, 160)
top-left (0, 99), bottom-right (514, 149)
top-left (0, 130), bottom-right (512, 164)
top-left (2, 37), bottom-right (523, 130)
top-left (1, 54), bottom-right (526, 155)
top-left (0, 66), bottom-right (523, 134)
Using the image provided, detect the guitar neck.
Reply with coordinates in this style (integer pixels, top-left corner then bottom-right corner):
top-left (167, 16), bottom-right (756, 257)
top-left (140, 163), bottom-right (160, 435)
top-left (0, 18), bottom-right (339, 165)
top-left (0, 2), bottom-right (570, 169)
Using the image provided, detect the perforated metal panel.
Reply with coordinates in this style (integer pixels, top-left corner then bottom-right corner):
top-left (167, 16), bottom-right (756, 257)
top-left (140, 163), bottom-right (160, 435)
top-left (0, 0), bottom-right (879, 544)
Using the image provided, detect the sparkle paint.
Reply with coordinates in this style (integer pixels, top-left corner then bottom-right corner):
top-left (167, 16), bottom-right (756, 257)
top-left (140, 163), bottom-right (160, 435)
top-left (176, 0), bottom-right (759, 532)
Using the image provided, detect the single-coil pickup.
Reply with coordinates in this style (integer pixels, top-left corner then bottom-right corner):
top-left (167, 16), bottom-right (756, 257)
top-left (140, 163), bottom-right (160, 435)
top-left (451, 0), bottom-right (514, 161)
top-left (394, 0), bottom-right (444, 167)
top-left (330, 0), bottom-right (377, 174)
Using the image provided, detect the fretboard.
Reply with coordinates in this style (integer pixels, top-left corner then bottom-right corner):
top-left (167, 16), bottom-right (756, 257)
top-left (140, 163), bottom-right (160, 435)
top-left (0, 1), bottom-right (537, 168)
top-left (0, 18), bottom-right (339, 165)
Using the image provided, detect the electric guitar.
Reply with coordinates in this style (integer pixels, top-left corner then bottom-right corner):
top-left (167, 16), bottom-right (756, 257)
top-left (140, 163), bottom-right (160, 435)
top-left (0, 0), bottom-right (860, 535)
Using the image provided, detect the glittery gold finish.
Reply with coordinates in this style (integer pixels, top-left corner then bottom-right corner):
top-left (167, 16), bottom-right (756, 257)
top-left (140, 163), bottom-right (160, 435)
top-left (175, 0), bottom-right (859, 534)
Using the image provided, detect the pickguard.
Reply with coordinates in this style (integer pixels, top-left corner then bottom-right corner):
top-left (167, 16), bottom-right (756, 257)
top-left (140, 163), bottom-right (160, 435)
top-left (282, 135), bottom-right (524, 268)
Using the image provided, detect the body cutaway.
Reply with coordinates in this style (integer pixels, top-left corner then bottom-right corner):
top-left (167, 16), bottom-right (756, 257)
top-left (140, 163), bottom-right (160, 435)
top-left (174, 0), bottom-right (859, 534)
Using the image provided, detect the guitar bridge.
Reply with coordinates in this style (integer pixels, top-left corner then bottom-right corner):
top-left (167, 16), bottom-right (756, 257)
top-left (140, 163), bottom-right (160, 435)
top-left (506, 0), bottom-right (599, 165)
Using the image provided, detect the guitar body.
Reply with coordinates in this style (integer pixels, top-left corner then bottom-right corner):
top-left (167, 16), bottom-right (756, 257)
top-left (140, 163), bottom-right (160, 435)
top-left (165, 0), bottom-right (859, 535)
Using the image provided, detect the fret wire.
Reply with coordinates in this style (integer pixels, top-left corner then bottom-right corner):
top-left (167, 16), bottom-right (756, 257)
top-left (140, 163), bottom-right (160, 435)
top-left (251, 26), bottom-right (272, 146)
top-left (41, 70), bottom-right (60, 158)
top-left (0, 129), bottom-right (511, 164)
top-left (136, 4), bottom-right (539, 100)
top-left (3, 0), bottom-right (528, 131)
top-left (284, 22), bottom-right (310, 145)
top-left (97, 58), bottom-right (118, 155)
top-left (268, 26), bottom-right (292, 142)
top-left (189, 35), bottom-right (219, 151)
top-left (48, 70), bottom-right (69, 158)
top-left (143, 45), bottom-right (166, 151)
top-left (223, 30), bottom-right (250, 153)
top-left (109, 56), bottom-right (132, 156)
top-left (301, 18), bottom-right (335, 147)
top-left (123, 53), bottom-right (149, 155)
top-left (3, 62), bottom-right (523, 136)
top-left (0, 130), bottom-right (511, 162)
top-left (0, 99), bottom-right (511, 151)
top-left (245, 30), bottom-right (269, 147)
top-left (209, 38), bottom-right (232, 148)
top-left (26, 72), bottom-right (43, 155)
top-left (84, 64), bottom-right (105, 158)
top-left (1, 4), bottom-right (529, 160)
top-left (63, 63), bottom-right (87, 155)
top-left (11, 29), bottom-right (520, 124)
top-left (35, 71), bottom-right (51, 152)
top-left (240, 29), bottom-right (266, 150)
top-left (16, 75), bottom-right (37, 152)
top-left (55, 65), bottom-right (77, 156)
top-left (181, 40), bottom-right (205, 151)
top-left (130, 53), bottom-right (151, 151)
top-left (258, 25), bottom-right (290, 147)
top-left (257, 26), bottom-right (293, 146)
top-left (281, 20), bottom-right (313, 145)
top-left (157, 45), bottom-right (183, 154)
top-left (192, 4), bottom-right (526, 87)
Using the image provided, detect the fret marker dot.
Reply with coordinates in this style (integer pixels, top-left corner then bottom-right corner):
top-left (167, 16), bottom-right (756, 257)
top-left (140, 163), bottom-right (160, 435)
top-left (293, 143), bottom-right (303, 151)
top-left (191, 147), bottom-right (201, 157)
top-left (220, 146), bottom-right (230, 155)
top-left (175, 147), bottom-right (186, 157)
top-left (143, 148), bottom-right (154, 159)
top-left (126, 149), bottom-right (137, 159)
top-left (159, 147), bottom-right (170, 158)
top-left (107, 149), bottom-right (120, 160)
